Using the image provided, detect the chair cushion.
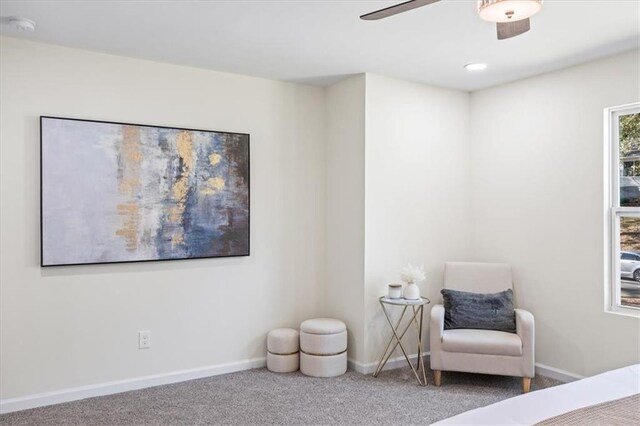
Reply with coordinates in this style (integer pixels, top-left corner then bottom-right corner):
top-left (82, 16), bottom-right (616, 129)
top-left (300, 318), bottom-right (346, 335)
top-left (441, 288), bottom-right (516, 333)
top-left (441, 329), bottom-right (523, 356)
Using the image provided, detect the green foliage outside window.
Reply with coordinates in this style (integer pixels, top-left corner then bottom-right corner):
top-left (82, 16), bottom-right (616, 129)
top-left (619, 113), bottom-right (640, 158)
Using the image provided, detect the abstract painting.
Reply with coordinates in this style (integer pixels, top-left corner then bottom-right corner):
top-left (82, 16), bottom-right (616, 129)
top-left (41, 116), bottom-right (249, 266)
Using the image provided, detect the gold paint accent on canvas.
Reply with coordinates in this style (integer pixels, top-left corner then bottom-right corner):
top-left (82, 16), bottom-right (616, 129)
top-left (176, 131), bottom-right (194, 170)
top-left (201, 176), bottom-right (225, 195)
top-left (119, 178), bottom-right (139, 196)
top-left (172, 176), bottom-right (189, 201)
top-left (115, 126), bottom-right (142, 250)
top-left (118, 127), bottom-right (142, 197)
top-left (115, 202), bottom-right (140, 250)
top-left (171, 233), bottom-right (184, 248)
top-left (122, 126), bottom-right (143, 164)
top-left (209, 153), bottom-right (222, 166)
top-left (168, 205), bottom-right (185, 224)
top-left (168, 131), bottom-right (195, 225)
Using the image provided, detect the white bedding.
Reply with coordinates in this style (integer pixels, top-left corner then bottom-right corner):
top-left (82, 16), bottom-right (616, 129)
top-left (432, 364), bottom-right (640, 425)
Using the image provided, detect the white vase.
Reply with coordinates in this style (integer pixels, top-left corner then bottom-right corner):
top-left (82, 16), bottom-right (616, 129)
top-left (404, 282), bottom-right (420, 300)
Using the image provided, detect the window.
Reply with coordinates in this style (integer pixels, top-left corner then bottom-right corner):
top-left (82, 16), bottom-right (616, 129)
top-left (606, 102), bottom-right (640, 317)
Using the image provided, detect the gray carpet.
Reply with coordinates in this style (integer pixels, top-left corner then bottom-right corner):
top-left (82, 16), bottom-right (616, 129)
top-left (1, 366), bottom-right (561, 425)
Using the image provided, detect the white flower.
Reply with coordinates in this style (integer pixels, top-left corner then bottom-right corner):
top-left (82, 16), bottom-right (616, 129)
top-left (400, 264), bottom-right (426, 284)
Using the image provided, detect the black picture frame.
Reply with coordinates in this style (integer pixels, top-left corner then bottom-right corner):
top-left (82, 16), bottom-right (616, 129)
top-left (40, 116), bottom-right (250, 267)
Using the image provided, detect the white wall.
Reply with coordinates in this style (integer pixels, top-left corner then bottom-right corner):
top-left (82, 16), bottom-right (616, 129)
top-left (470, 50), bottom-right (640, 377)
top-left (323, 73), bottom-right (473, 366)
top-left (2, 35), bottom-right (638, 404)
top-left (324, 75), bottom-right (366, 361)
top-left (363, 74), bottom-right (473, 363)
top-left (0, 37), bottom-right (326, 399)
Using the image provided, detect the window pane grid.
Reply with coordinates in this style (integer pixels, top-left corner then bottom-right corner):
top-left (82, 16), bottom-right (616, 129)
top-left (610, 105), bottom-right (640, 314)
top-left (618, 111), bottom-right (640, 208)
top-left (616, 214), bottom-right (640, 308)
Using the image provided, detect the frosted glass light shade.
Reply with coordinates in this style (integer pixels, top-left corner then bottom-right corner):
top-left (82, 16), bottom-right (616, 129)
top-left (477, 0), bottom-right (543, 23)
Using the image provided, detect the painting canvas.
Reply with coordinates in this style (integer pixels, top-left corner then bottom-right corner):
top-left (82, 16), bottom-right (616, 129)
top-left (41, 116), bottom-right (250, 266)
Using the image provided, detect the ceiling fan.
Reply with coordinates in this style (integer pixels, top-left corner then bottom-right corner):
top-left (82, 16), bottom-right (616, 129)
top-left (360, 0), bottom-right (544, 40)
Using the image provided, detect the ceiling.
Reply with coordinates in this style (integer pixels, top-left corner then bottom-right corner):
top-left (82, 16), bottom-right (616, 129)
top-left (1, 0), bottom-right (638, 91)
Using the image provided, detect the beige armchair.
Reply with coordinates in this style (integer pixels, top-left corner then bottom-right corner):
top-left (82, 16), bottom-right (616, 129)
top-left (430, 262), bottom-right (535, 393)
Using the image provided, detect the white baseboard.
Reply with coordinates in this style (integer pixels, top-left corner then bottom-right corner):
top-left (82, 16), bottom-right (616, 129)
top-left (348, 354), bottom-right (583, 384)
top-left (0, 357), bottom-right (266, 415)
top-left (0, 355), bottom-right (584, 415)
top-left (535, 363), bottom-right (584, 382)
top-left (348, 352), bottom-right (429, 375)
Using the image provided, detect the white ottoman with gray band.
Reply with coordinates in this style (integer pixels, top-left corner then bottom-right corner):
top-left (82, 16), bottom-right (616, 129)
top-left (267, 328), bottom-right (299, 373)
top-left (299, 318), bottom-right (347, 378)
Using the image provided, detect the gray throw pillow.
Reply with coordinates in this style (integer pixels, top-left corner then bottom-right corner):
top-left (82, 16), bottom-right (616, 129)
top-left (441, 288), bottom-right (516, 333)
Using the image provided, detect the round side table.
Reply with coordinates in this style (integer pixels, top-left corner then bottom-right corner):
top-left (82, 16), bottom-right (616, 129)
top-left (373, 296), bottom-right (430, 386)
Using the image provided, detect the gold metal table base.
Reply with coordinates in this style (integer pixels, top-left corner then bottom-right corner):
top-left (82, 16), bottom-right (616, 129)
top-left (373, 296), bottom-right (430, 386)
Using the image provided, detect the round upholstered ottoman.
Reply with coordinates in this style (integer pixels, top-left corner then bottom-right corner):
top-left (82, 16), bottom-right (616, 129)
top-left (299, 318), bottom-right (347, 378)
top-left (267, 328), bottom-right (299, 373)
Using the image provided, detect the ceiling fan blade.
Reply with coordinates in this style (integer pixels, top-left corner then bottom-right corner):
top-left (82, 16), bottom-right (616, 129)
top-left (360, 0), bottom-right (441, 21)
top-left (496, 18), bottom-right (531, 40)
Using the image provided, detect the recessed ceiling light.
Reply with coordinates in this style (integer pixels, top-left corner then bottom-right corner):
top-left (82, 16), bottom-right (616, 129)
top-left (464, 63), bottom-right (488, 71)
top-left (3, 17), bottom-right (36, 32)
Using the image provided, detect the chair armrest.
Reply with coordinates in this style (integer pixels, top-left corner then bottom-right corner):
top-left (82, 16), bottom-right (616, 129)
top-left (515, 308), bottom-right (535, 377)
top-left (429, 304), bottom-right (445, 370)
top-left (430, 304), bottom-right (445, 345)
top-left (515, 308), bottom-right (534, 344)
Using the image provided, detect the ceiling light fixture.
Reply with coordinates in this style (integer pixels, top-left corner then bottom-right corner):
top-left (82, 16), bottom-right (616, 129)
top-left (477, 0), bottom-right (543, 23)
top-left (464, 63), bottom-right (488, 71)
top-left (3, 17), bottom-right (36, 32)
top-left (361, 0), bottom-right (543, 40)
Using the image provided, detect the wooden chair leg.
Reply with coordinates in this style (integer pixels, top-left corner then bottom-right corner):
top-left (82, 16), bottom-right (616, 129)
top-left (434, 370), bottom-right (442, 386)
top-left (522, 377), bottom-right (531, 393)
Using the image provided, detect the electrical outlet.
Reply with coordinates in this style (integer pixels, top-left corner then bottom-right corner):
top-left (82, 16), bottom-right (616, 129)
top-left (138, 330), bottom-right (151, 349)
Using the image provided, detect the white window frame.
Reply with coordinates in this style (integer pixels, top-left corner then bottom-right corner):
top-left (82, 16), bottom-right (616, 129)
top-left (605, 102), bottom-right (640, 317)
